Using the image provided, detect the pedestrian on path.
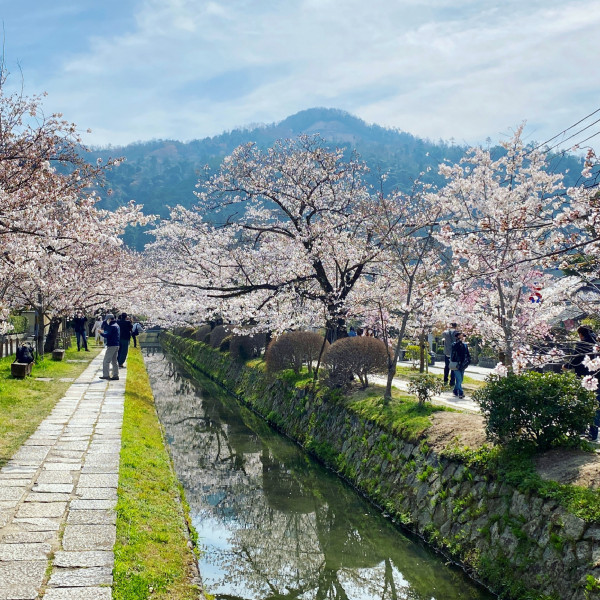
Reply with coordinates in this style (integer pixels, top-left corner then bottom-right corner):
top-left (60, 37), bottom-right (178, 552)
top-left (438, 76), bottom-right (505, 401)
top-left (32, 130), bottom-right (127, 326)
top-left (132, 318), bottom-right (144, 347)
top-left (92, 314), bottom-right (104, 345)
top-left (73, 311), bottom-right (90, 352)
top-left (117, 312), bottom-right (133, 367)
top-left (100, 313), bottom-right (120, 380)
top-left (450, 331), bottom-right (471, 399)
top-left (442, 322), bottom-right (458, 387)
top-left (564, 325), bottom-right (600, 441)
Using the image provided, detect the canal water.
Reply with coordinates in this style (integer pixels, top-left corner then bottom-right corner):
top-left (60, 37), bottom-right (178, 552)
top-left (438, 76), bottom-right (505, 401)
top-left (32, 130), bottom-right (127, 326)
top-left (142, 346), bottom-right (495, 600)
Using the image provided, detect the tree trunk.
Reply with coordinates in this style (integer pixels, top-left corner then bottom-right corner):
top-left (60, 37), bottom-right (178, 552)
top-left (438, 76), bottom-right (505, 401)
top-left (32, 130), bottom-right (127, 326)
top-left (44, 317), bottom-right (61, 354)
top-left (384, 313), bottom-right (410, 403)
top-left (325, 317), bottom-right (347, 344)
top-left (35, 306), bottom-right (45, 358)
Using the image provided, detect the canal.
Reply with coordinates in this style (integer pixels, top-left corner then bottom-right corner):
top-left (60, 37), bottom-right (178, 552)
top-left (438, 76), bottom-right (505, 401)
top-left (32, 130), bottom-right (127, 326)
top-left (142, 345), bottom-right (495, 600)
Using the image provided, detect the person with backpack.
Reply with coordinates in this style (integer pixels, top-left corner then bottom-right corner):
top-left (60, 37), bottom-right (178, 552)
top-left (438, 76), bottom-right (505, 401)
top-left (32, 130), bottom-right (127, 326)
top-left (131, 319), bottom-right (144, 348)
top-left (450, 331), bottom-right (471, 399)
top-left (99, 314), bottom-right (120, 380)
top-left (116, 313), bottom-right (133, 367)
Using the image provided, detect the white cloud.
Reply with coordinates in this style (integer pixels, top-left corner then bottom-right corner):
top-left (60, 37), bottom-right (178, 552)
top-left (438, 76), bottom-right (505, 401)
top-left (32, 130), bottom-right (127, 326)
top-left (9, 0), bottom-right (598, 149)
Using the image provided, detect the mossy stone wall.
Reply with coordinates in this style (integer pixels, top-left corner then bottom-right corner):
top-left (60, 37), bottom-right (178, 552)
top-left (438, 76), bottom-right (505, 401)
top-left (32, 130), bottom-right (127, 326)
top-left (162, 332), bottom-right (600, 600)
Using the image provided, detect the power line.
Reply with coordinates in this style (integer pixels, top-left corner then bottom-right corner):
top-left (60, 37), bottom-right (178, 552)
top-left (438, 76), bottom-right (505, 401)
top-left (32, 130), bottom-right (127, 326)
top-left (533, 107), bottom-right (600, 151)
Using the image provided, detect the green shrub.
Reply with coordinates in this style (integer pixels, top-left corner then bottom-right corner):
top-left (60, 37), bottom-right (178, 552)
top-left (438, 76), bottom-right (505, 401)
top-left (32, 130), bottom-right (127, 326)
top-left (8, 314), bottom-right (28, 334)
top-left (474, 371), bottom-right (597, 449)
top-left (408, 373), bottom-right (444, 406)
top-left (405, 344), bottom-right (421, 365)
top-left (323, 336), bottom-right (389, 388)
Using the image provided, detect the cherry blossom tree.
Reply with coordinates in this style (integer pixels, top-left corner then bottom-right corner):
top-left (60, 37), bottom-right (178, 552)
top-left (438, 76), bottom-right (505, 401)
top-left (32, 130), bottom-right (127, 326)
top-left (0, 67), bottom-right (151, 347)
top-left (146, 136), bottom-right (399, 341)
top-left (435, 126), bottom-right (566, 368)
top-left (351, 181), bottom-right (449, 401)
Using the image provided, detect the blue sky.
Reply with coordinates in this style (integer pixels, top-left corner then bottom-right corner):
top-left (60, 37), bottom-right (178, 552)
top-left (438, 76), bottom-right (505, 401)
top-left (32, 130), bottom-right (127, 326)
top-left (2, 0), bottom-right (599, 150)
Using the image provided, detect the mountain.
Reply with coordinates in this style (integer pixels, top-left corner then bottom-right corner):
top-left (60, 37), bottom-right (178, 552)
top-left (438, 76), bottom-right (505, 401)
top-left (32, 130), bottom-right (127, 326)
top-left (88, 108), bottom-right (585, 250)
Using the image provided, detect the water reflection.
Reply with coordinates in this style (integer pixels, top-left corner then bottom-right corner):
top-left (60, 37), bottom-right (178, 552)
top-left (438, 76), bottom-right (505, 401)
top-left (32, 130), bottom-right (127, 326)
top-left (144, 349), bottom-right (494, 600)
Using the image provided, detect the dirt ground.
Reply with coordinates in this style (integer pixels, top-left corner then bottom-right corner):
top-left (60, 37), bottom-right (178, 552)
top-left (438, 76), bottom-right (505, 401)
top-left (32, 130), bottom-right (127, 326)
top-left (428, 412), bottom-right (600, 489)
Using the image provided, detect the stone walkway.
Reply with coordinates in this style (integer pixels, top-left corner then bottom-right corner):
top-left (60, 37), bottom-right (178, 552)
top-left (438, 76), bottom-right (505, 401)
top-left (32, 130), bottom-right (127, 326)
top-left (0, 350), bottom-right (124, 600)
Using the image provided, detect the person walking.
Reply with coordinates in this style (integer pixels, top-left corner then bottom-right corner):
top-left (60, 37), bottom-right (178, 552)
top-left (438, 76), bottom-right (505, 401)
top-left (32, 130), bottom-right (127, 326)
top-left (131, 319), bottom-right (144, 348)
top-left (450, 331), bottom-right (471, 399)
top-left (91, 315), bottom-right (103, 346)
top-left (565, 325), bottom-right (600, 441)
top-left (442, 322), bottom-right (458, 387)
top-left (99, 314), bottom-right (120, 380)
top-left (116, 312), bottom-right (133, 368)
top-left (73, 311), bottom-right (89, 352)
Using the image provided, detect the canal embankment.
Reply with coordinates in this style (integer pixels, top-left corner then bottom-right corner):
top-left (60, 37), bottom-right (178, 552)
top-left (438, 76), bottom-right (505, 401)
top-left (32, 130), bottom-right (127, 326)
top-left (161, 331), bottom-right (600, 600)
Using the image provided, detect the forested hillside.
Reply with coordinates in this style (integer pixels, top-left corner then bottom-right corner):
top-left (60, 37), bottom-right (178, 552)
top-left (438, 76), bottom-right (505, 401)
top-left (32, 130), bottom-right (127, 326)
top-left (88, 108), bottom-right (585, 250)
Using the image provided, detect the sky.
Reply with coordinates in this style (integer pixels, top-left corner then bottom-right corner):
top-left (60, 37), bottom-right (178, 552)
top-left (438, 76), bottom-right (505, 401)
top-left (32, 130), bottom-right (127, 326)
top-left (1, 0), bottom-right (599, 150)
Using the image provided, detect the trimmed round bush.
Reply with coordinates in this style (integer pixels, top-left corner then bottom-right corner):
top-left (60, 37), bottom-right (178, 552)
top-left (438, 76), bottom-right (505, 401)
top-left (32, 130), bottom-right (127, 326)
top-left (323, 336), bottom-right (389, 388)
top-left (474, 371), bottom-right (597, 449)
top-left (209, 325), bottom-right (229, 349)
top-left (265, 331), bottom-right (328, 374)
top-left (229, 333), bottom-right (266, 360)
top-left (192, 324), bottom-right (212, 342)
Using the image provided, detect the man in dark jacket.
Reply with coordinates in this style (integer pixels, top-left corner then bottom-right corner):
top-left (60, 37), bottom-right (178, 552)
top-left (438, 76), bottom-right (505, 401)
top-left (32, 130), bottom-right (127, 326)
top-left (73, 312), bottom-right (89, 352)
top-left (442, 322), bottom-right (457, 387)
top-left (450, 332), bottom-right (471, 399)
top-left (100, 314), bottom-right (120, 380)
top-left (116, 313), bottom-right (133, 368)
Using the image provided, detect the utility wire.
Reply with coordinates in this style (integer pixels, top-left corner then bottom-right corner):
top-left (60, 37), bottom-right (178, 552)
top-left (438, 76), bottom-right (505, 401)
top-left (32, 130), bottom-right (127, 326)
top-left (533, 107), bottom-right (600, 151)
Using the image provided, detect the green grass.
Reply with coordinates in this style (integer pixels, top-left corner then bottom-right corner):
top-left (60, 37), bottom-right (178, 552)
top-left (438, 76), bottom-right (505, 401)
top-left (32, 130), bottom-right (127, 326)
top-left (347, 384), bottom-right (452, 442)
top-left (113, 346), bottom-right (202, 600)
top-left (395, 365), bottom-right (485, 390)
top-left (0, 340), bottom-right (102, 468)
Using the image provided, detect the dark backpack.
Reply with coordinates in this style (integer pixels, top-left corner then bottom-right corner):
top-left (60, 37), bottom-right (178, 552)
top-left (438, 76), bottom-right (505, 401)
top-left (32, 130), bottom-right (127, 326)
top-left (16, 343), bottom-right (34, 364)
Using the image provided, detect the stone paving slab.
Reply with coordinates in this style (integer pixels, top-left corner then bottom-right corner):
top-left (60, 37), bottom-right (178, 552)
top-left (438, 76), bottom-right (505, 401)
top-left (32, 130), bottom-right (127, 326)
top-left (53, 551), bottom-right (114, 568)
top-left (75, 488), bottom-right (117, 501)
top-left (67, 509), bottom-right (116, 525)
top-left (0, 542), bottom-right (51, 560)
top-left (77, 474), bottom-right (118, 488)
top-left (0, 586), bottom-right (39, 600)
top-left (43, 588), bottom-right (112, 600)
top-left (0, 530), bottom-right (55, 543)
top-left (47, 566), bottom-right (113, 587)
top-left (69, 499), bottom-right (116, 511)
top-left (12, 518), bottom-right (62, 531)
top-left (16, 501), bottom-right (67, 519)
top-left (62, 525), bottom-right (116, 551)
top-left (25, 492), bottom-right (72, 503)
top-left (0, 351), bottom-right (125, 600)
top-left (36, 472), bottom-right (76, 485)
top-left (0, 560), bottom-right (47, 588)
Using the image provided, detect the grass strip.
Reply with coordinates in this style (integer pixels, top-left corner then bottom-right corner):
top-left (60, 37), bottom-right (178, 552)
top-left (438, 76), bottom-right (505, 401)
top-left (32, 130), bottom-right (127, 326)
top-left (114, 345), bottom-right (202, 600)
top-left (346, 385), bottom-right (451, 442)
top-left (0, 340), bottom-right (102, 468)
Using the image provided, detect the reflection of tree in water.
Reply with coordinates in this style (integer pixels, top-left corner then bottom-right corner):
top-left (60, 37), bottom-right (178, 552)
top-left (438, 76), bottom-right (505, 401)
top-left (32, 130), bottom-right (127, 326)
top-left (144, 351), bottom-right (491, 600)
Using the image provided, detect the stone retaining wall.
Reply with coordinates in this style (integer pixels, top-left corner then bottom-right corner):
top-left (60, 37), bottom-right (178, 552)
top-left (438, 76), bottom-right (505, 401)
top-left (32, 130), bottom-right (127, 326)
top-left (162, 332), bottom-right (600, 600)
